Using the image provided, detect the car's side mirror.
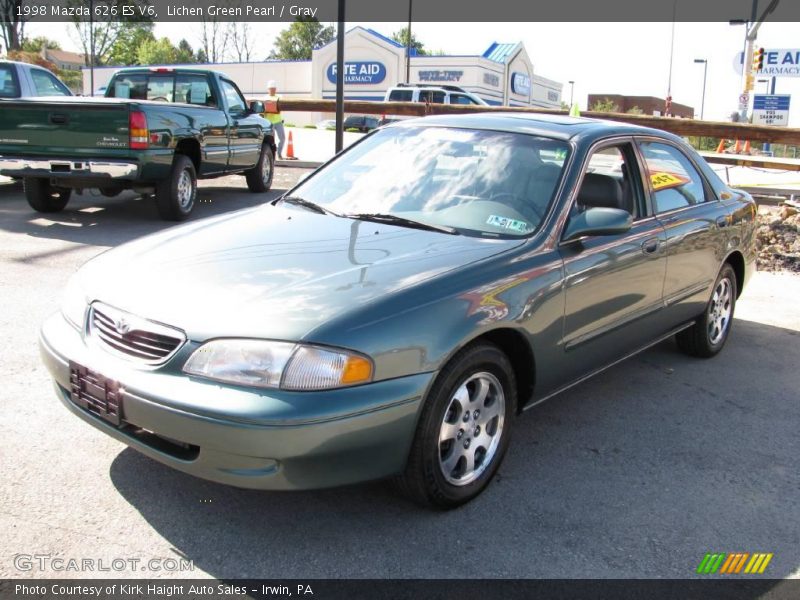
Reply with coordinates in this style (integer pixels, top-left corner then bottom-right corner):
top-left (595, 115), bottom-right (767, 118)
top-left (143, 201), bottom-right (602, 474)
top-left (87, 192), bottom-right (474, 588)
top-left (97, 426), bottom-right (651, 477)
top-left (563, 207), bottom-right (632, 242)
top-left (249, 100), bottom-right (265, 114)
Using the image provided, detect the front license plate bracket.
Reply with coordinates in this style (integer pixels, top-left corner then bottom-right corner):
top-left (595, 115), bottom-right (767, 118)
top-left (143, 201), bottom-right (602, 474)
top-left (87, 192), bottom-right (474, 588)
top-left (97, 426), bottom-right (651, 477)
top-left (69, 362), bottom-right (123, 426)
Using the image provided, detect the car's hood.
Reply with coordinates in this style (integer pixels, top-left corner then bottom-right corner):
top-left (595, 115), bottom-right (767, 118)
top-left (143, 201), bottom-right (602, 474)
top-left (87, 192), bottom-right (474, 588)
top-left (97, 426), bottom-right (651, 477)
top-left (79, 205), bottom-right (522, 341)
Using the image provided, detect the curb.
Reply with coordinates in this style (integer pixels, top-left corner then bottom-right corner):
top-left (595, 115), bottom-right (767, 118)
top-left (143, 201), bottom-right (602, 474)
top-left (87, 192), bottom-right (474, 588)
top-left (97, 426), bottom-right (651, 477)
top-left (276, 160), bottom-right (323, 169)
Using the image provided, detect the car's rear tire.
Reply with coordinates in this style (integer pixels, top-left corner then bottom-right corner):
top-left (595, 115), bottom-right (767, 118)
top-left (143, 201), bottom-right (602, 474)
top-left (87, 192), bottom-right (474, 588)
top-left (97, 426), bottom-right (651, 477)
top-left (676, 263), bottom-right (737, 358)
top-left (245, 144), bottom-right (274, 193)
top-left (396, 342), bottom-right (516, 509)
top-left (156, 155), bottom-right (196, 221)
top-left (99, 186), bottom-right (123, 198)
top-left (24, 178), bottom-right (71, 213)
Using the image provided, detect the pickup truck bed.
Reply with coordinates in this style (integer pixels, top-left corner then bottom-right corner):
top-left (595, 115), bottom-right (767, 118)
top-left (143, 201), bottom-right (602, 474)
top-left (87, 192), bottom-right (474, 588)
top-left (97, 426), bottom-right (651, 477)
top-left (0, 68), bottom-right (275, 220)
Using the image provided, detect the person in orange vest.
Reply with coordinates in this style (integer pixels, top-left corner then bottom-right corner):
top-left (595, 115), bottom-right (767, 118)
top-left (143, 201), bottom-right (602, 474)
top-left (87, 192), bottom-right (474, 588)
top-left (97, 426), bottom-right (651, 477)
top-left (264, 80), bottom-right (286, 159)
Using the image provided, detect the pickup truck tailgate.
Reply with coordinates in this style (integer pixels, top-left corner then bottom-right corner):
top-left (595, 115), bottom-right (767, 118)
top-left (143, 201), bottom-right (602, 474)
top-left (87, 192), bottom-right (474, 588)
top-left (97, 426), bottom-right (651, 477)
top-left (0, 98), bottom-right (130, 154)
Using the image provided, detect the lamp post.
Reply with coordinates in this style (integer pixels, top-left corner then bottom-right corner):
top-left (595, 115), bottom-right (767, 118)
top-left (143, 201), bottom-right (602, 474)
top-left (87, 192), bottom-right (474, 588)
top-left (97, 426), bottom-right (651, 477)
top-left (568, 80), bottom-right (574, 106)
top-left (693, 59), bottom-right (707, 120)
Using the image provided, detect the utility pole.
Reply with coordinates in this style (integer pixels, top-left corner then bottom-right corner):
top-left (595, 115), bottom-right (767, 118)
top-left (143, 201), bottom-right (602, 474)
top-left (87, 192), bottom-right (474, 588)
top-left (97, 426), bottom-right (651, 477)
top-left (735, 0), bottom-right (780, 122)
top-left (335, 0), bottom-right (345, 153)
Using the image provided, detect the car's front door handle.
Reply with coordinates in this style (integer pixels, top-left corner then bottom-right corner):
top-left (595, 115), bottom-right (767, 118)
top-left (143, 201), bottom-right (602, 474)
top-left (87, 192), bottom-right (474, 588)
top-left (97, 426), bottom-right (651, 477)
top-left (716, 215), bottom-right (729, 228)
top-left (641, 237), bottom-right (660, 255)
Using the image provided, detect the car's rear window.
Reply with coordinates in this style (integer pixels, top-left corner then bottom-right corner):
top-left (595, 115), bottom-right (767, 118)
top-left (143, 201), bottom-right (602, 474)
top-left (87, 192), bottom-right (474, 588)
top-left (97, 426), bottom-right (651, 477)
top-left (388, 89), bottom-right (413, 101)
top-left (107, 72), bottom-right (216, 106)
top-left (0, 65), bottom-right (21, 98)
top-left (290, 125), bottom-right (571, 238)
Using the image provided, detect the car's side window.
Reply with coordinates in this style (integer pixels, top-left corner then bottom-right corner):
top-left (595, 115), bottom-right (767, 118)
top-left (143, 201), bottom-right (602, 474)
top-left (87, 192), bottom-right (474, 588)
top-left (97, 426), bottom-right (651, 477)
top-left (639, 141), bottom-right (707, 213)
top-left (450, 93), bottom-right (477, 105)
top-left (420, 90), bottom-right (446, 104)
top-left (30, 69), bottom-right (70, 96)
top-left (573, 143), bottom-right (643, 220)
top-left (220, 79), bottom-right (246, 114)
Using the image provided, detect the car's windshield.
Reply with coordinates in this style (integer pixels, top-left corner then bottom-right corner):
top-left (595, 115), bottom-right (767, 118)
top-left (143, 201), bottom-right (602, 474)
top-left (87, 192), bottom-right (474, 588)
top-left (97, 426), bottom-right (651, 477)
top-left (288, 126), bottom-right (570, 237)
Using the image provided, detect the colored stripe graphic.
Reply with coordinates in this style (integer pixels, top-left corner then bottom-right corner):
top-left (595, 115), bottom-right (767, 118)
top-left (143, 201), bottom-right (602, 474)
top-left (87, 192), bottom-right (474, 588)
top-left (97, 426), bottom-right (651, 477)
top-left (699, 552), bottom-right (774, 575)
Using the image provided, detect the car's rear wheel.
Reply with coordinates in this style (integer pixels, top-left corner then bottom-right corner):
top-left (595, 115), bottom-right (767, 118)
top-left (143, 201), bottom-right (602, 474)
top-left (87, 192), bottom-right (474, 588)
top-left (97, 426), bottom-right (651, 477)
top-left (396, 342), bottom-right (516, 508)
top-left (24, 178), bottom-right (71, 213)
top-left (245, 144), bottom-right (274, 193)
top-left (676, 263), bottom-right (737, 358)
top-left (156, 155), bottom-right (196, 221)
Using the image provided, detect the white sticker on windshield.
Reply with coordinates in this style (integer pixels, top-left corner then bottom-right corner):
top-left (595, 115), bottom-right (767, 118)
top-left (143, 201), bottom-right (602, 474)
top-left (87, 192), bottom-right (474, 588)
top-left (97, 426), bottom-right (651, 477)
top-left (487, 214), bottom-right (528, 233)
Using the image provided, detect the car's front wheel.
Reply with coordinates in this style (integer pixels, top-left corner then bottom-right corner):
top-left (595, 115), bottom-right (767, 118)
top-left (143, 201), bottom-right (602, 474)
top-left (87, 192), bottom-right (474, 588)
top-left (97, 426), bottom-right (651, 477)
top-left (677, 263), bottom-right (737, 358)
top-left (24, 178), bottom-right (71, 213)
top-left (396, 342), bottom-right (516, 508)
top-left (245, 144), bottom-right (274, 193)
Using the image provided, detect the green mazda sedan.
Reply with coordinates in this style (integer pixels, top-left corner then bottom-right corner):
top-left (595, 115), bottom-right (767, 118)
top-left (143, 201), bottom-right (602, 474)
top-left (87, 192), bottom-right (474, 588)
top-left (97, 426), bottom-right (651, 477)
top-left (40, 114), bottom-right (756, 508)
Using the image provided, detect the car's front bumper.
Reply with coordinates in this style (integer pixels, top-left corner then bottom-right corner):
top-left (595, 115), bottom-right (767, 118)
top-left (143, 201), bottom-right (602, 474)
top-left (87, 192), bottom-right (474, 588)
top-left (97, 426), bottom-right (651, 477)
top-left (39, 312), bottom-right (432, 490)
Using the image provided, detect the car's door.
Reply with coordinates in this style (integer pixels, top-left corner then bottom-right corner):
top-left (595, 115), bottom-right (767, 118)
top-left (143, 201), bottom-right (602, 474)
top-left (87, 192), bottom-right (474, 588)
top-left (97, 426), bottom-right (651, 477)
top-left (636, 138), bottom-right (727, 325)
top-left (557, 140), bottom-right (668, 383)
top-left (219, 77), bottom-right (261, 170)
top-left (174, 73), bottom-right (229, 175)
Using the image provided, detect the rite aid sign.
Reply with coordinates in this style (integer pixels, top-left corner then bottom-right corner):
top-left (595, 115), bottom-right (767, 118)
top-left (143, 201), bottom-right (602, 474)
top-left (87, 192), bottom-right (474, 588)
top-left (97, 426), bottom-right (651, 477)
top-left (752, 94), bottom-right (791, 127)
top-left (326, 62), bottom-right (386, 84)
top-left (511, 72), bottom-right (531, 96)
top-left (734, 49), bottom-right (800, 77)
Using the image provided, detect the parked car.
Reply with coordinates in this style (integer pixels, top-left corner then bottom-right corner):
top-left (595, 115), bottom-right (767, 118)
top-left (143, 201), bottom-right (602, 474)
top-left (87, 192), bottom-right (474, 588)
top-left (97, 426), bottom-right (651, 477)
top-left (0, 60), bottom-right (72, 99)
top-left (384, 83), bottom-right (488, 106)
top-left (40, 114), bottom-right (756, 508)
top-left (343, 114), bottom-right (380, 132)
top-left (316, 118), bottom-right (336, 129)
top-left (0, 67), bottom-right (275, 220)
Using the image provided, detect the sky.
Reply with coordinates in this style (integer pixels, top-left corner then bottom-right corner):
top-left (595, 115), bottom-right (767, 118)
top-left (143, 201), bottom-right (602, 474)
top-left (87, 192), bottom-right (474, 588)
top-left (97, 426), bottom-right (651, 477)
top-left (28, 20), bottom-right (800, 126)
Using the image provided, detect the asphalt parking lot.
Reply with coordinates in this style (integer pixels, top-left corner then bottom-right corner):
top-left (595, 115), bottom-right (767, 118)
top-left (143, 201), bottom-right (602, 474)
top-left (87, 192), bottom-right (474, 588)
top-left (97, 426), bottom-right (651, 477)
top-left (1, 171), bottom-right (798, 581)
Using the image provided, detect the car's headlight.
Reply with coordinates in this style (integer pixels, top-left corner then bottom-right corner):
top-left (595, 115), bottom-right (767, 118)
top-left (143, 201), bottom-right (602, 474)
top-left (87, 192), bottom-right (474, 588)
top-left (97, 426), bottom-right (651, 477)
top-left (61, 276), bottom-right (88, 330)
top-left (182, 340), bottom-right (373, 391)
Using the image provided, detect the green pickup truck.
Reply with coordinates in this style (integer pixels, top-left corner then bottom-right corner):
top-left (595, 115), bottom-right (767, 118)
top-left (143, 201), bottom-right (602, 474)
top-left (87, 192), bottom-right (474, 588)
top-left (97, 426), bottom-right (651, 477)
top-left (0, 67), bottom-right (276, 220)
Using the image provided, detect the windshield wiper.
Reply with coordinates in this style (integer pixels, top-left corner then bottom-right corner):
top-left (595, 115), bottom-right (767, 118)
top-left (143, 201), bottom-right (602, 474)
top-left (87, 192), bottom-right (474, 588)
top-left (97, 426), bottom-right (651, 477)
top-left (278, 196), bottom-right (338, 216)
top-left (343, 213), bottom-right (459, 235)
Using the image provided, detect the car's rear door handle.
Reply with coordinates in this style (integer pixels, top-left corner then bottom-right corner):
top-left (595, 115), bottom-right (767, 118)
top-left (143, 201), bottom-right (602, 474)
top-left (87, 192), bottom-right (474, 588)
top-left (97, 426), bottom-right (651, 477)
top-left (641, 238), bottom-right (660, 255)
top-left (716, 216), bottom-right (729, 228)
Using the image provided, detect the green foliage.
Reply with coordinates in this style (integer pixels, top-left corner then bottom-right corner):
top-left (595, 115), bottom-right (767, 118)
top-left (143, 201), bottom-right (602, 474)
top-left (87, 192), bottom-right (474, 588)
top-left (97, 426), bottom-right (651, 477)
top-left (21, 36), bottom-right (61, 52)
top-left (590, 98), bottom-right (620, 113)
top-left (58, 69), bottom-right (83, 92)
top-left (106, 23), bottom-right (154, 66)
top-left (137, 37), bottom-right (179, 65)
top-left (626, 105), bottom-right (644, 115)
top-left (560, 101), bottom-right (569, 110)
top-left (391, 27), bottom-right (427, 55)
top-left (175, 39), bottom-right (196, 64)
top-left (268, 17), bottom-right (335, 60)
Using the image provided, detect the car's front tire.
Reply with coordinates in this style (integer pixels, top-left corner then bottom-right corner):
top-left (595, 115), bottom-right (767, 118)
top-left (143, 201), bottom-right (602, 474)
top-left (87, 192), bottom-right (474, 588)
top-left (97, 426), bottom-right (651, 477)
top-left (24, 178), bottom-right (71, 213)
top-left (677, 263), bottom-right (737, 358)
top-left (245, 144), bottom-right (274, 193)
top-left (156, 155), bottom-right (197, 221)
top-left (396, 342), bottom-right (516, 509)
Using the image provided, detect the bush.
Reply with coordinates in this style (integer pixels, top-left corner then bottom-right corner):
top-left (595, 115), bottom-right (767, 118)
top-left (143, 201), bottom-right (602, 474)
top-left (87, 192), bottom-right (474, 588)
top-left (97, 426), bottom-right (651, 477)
top-left (303, 124), bottom-right (316, 129)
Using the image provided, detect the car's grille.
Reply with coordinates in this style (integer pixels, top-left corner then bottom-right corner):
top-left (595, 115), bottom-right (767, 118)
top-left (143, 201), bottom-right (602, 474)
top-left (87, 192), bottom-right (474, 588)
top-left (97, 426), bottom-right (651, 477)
top-left (89, 303), bottom-right (185, 365)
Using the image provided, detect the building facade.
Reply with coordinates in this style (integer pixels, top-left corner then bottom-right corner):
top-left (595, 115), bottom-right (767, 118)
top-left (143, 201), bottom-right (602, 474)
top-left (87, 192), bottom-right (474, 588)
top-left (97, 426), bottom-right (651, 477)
top-left (587, 94), bottom-right (694, 118)
top-left (82, 27), bottom-right (563, 119)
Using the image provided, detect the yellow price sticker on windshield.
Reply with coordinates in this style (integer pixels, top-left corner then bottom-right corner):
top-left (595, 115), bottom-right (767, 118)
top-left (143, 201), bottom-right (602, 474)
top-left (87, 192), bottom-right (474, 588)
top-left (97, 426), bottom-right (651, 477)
top-left (651, 171), bottom-right (689, 191)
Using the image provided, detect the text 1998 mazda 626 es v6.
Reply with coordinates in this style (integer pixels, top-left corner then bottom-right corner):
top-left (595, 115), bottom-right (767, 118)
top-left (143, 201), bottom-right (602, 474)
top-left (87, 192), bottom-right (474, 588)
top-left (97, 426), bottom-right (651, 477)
top-left (40, 114), bottom-right (756, 508)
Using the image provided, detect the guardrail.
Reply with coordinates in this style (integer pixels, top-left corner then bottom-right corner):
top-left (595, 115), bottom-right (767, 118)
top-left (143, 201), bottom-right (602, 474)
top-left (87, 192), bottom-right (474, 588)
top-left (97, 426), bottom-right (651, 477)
top-left (277, 99), bottom-right (800, 146)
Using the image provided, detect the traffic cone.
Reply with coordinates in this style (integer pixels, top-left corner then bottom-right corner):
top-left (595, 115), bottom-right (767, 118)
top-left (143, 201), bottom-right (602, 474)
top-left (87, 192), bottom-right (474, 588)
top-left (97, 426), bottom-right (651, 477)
top-left (286, 130), bottom-right (297, 160)
top-left (734, 139), bottom-right (742, 153)
top-left (743, 140), bottom-right (751, 154)
top-left (716, 139), bottom-right (726, 153)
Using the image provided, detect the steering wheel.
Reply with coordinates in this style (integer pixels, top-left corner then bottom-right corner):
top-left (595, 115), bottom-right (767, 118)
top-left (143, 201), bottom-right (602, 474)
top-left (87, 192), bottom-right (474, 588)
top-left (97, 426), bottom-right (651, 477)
top-left (489, 192), bottom-right (544, 221)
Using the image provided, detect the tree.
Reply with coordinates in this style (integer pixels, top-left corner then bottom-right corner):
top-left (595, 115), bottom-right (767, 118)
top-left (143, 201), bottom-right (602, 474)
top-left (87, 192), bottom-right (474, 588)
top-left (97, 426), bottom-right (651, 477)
top-left (229, 22), bottom-right (253, 62)
top-left (137, 37), bottom-right (178, 65)
top-left (198, 15), bottom-right (229, 63)
top-left (175, 39), bottom-right (196, 64)
top-left (590, 98), bottom-right (620, 113)
top-left (626, 106), bottom-right (644, 115)
top-left (21, 36), bottom-right (61, 52)
top-left (268, 17), bottom-right (334, 60)
top-left (106, 23), bottom-right (154, 65)
top-left (391, 27), bottom-right (427, 55)
top-left (69, 0), bottom-right (153, 66)
top-left (1, 0), bottom-right (25, 52)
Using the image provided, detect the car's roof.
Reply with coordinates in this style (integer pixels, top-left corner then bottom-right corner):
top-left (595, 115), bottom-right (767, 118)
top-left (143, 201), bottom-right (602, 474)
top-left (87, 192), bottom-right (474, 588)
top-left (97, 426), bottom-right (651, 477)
top-left (398, 112), bottom-right (678, 144)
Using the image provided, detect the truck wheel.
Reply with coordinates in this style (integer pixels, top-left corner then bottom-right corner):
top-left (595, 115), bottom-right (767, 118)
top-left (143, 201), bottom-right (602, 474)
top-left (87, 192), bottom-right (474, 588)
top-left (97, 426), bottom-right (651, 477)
top-left (156, 155), bottom-right (196, 221)
top-left (99, 186), bottom-right (123, 198)
top-left (25, 178), bottom-right (71, 213)
top-left (245, 144), bottom-right (274, 193)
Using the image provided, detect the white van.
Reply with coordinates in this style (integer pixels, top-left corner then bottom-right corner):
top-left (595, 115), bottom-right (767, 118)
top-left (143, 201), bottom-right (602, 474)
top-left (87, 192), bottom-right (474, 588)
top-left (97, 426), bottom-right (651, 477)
top-left (383, 84), bottom-right (488, 106)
